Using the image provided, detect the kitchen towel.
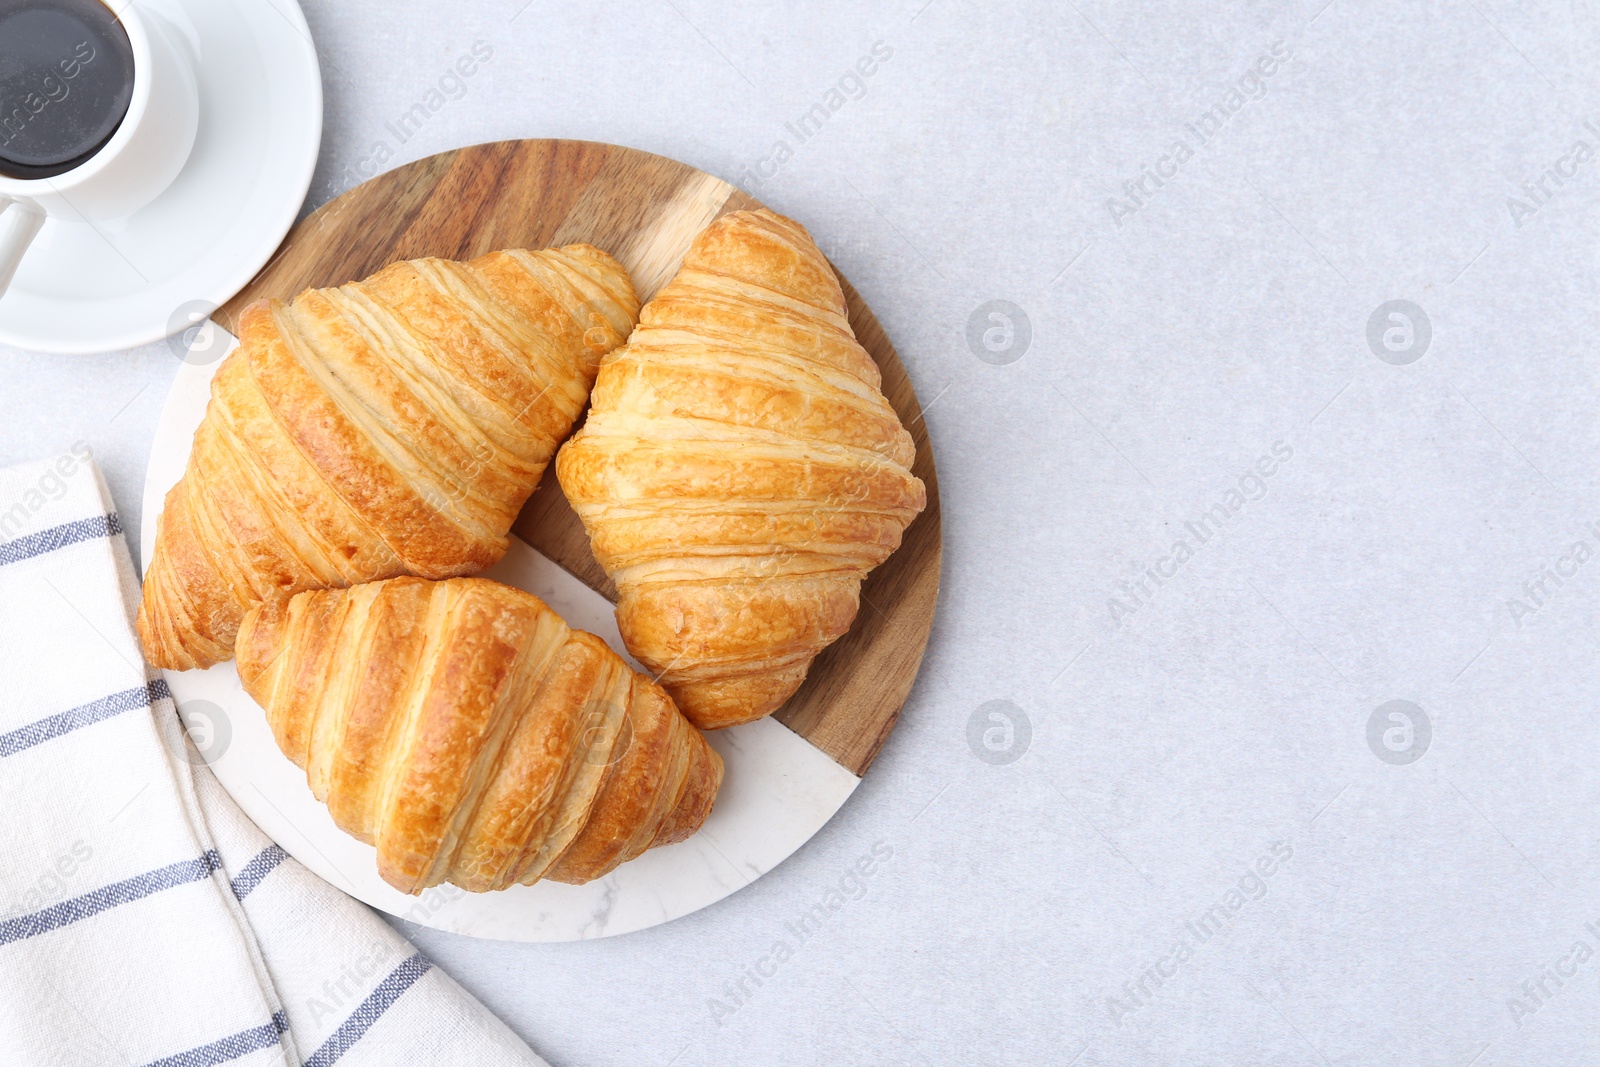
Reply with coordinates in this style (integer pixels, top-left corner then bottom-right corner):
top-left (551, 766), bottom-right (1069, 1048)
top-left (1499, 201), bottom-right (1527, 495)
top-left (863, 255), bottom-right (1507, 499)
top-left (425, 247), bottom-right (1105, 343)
top-left (0, 451), bottom-right (547, 1067)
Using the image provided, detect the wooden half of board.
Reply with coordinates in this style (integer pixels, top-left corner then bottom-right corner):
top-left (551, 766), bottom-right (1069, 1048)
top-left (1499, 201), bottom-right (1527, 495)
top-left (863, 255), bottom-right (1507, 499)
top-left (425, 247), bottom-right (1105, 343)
top-left (216, 138), bottom-right (941, 778)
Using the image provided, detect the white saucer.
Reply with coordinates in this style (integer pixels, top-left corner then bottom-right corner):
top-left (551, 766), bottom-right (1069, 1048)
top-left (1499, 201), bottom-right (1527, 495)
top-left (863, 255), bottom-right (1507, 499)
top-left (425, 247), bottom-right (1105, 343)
top-left (0, 0), bottom-right (322, 355)
top-left (141, 329), bottom-right (863, 941)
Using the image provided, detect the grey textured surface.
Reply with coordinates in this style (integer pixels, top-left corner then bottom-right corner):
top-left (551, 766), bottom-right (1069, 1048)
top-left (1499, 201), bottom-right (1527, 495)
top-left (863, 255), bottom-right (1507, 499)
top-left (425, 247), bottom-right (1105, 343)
top-left (8, 1), bottom-right (1600, 1063)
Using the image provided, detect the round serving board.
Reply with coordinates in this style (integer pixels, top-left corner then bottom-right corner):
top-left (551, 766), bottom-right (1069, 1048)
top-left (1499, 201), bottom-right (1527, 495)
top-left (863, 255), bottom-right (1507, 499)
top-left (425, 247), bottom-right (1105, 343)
top-left (145, 139), bottom-right (941, 941)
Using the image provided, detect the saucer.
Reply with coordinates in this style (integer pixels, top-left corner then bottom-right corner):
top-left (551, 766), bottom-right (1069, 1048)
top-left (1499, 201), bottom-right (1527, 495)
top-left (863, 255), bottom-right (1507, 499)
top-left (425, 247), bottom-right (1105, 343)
top-left (0, 0), bottom-right (321, 355)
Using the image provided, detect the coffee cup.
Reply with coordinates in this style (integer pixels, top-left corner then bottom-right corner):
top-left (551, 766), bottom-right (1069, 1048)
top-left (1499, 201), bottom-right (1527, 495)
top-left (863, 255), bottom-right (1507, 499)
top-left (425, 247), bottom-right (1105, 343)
top-left (0, 0), bottom-right (199, 298)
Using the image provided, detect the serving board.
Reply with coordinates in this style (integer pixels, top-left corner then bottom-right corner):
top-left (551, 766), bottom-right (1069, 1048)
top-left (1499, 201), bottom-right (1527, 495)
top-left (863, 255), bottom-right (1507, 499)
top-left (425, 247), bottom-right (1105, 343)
top-left (145, 139), bottom-right (941, 940)
top-left (214, 138), bottom-right (942, 778)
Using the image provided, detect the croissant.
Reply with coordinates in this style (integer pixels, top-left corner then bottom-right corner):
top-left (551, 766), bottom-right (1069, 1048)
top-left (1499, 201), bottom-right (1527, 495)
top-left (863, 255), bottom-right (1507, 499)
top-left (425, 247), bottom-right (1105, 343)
top-left (138, 245), bottom-right (640, 671)
top-left (234, 576), bottom-right (722, 893)
top-left (556, 209), bottom-right (926, 730)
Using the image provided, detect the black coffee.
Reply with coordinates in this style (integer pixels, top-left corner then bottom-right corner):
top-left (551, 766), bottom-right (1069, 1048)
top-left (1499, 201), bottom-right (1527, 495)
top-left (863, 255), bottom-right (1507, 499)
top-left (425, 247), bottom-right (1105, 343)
top-left (0, 0), bottom-right (135, 179)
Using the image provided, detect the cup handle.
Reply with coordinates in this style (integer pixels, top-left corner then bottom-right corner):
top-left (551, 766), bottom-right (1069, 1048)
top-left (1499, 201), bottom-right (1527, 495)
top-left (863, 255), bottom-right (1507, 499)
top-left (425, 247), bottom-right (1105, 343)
top-left (0, 197), bottom-right (46, 300)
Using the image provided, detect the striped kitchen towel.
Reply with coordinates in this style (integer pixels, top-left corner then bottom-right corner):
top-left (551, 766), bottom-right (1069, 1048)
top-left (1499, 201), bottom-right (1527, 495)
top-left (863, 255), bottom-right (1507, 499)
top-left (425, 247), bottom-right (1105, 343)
top-left (0, 452), bottom-right (547, 1067)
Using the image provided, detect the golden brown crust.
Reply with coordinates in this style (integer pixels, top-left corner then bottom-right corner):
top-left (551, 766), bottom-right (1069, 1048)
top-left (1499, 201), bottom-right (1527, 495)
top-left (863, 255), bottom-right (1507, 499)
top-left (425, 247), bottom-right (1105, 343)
top-left (235, 576), bottom-right (723, 894)
top-left (138, 245), bottom-right (640, 671)
top-left (556, 209), bottom-right (926, 729)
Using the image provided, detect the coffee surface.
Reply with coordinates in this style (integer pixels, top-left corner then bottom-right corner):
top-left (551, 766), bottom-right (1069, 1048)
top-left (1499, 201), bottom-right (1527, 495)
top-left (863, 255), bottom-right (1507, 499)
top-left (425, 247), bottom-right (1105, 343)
top-left (0, 0), bottom-right (136, 180)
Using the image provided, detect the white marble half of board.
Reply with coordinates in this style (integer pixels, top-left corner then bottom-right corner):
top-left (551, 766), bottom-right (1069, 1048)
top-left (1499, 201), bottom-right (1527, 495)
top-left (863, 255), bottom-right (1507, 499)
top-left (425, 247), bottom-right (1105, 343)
top-left (140, 325), bottom-right (861, 941)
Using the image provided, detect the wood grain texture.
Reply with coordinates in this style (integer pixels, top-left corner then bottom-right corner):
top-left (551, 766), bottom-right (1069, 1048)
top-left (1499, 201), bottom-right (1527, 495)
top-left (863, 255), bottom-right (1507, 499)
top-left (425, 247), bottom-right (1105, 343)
top-left (218, 139), bottom-right (941, 778)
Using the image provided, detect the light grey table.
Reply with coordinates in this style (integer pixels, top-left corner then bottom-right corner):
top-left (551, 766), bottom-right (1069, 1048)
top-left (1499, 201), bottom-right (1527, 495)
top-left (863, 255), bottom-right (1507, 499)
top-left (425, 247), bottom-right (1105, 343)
top-left (8, 2), bottom-right (1600, 1063)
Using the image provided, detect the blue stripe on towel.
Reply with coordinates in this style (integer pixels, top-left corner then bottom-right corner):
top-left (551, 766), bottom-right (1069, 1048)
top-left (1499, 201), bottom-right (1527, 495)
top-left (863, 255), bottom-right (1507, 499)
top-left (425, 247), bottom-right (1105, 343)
top-left (0, 850), bottom-right (222, 947)
top-left (137, 1009), bottom-right (289, 1067)
top-left (229, 845), bottom-right (289, 901)
top-left (302, 953), bottom-right (433, 1067)
top-left (0, 513), bottom-right (122, 568)
top-left (0, 679), bottom-right (171, 758)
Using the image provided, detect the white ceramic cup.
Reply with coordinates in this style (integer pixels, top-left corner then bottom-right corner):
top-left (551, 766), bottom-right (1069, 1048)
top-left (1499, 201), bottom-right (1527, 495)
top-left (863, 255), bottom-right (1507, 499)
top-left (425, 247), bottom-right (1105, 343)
top-left (0, 0), bottom-right (200, 298)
